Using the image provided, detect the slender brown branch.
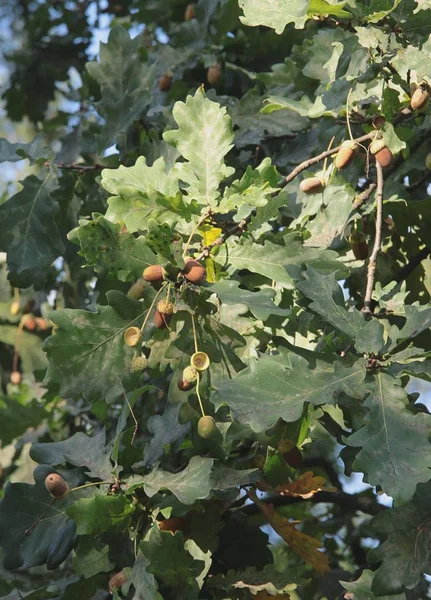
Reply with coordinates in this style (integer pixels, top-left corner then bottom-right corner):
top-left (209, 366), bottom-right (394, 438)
top-left (352, 182), bottom-right (377, 209)
top-left (406, 172), bottom-right (430, 191)
top-left (283, 132), bottom-right (374, 185)
top-left (363, 163), bottom-right (384, 314)
top-left (240, 490), bottom-right (387, 517)
top-left (395, 246), bottom-right (431, 283)
top-left (45, 161), bottom-right (103, 173)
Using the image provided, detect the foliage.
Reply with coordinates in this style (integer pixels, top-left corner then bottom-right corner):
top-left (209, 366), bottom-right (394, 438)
top-left (0, 0), bottom-right (430, 598)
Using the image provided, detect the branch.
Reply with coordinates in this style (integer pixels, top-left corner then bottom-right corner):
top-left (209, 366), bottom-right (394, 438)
top-left (240, 490), bottom-right (387, 517)
top-left (395, 246), bottom-right (431, 284)
top-left (46, 162), bottom-right (103, 173)
top-left (194, 220), bottom-right (247, 262)
top-left (283, 132), bottom-right (374, 185)
top-left (363, 162), bottom-right (384, 314)
top-left (352, 182), bottom-right (377, 209)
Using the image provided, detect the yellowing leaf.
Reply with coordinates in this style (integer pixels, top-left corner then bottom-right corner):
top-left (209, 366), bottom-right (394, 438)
top-left (199, 224), bottom-right (223, 246)
top-left (248, 489), bottom-right (331, 575)
top-left (276, 471), bottom-right (337, 499)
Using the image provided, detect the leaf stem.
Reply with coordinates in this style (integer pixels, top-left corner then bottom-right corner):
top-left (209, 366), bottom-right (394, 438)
top-left (191, 313), bottom-right (199, 354)
top-left (69, 480), bottom-right (114, 493)
top-left (196, 372), bottom-right (206, 417)
top-left (182, 211), bottom-right (211, 260)
top-left (363, 162), bottom-right (384, 314)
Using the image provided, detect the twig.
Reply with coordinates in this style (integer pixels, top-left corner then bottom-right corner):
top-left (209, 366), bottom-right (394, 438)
top-left (352, 182), bottom-right (377, 209)
top-left (283, 132), bottom-right (374, 185)
top-left (363, 163), bottom-right (384, 314)
top-left (194, 220), bottom-right (247, 262)
top-left (45, 161), bottom-right (103, 173)
top-left (395, 246), bottom-right (431, 283)
top-left (240, 490), bottom-right (386, 517)
top-left (406, 172), bottom-right (430, 191)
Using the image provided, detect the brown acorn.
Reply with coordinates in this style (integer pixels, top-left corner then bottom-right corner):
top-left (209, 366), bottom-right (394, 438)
top-left (129, 356), bottom-right (147, 373)
top-left (45, 473), bottom-right (69, 499)
top-left (157, 299), bottom-right (174, 315)
top-left (372, 115), bottom-right (385, 130)
top-left (334, 141), bottom-right (357, 170)
top-left (178, 366), bottom-right (198, 391)
top-left (154, 310), bottom-right (172, 329)
top-left (183, 259), bottom-right (206, 285)
top-left (411, 85), bottom-right (430, 111)
top-left (207, 64), bottom-right (222, 86)
top-left (158, 517), bottom-right (189, 535)
top-left (159, 73), bottom-right (173, 92)
top-left (35, 317), bottom-right (49, 331)
top-left (184, 2), bottom-right (196, 20)
top-left (10, 371), bottom-right (21, 385)
top-left (124, 327), bottom-right (142, 347)
top-left (197, 415), bottom-right (216, 439)
top-left (22, 315), bottom-right (37, 331)
top-left (370, 139), bottom-right (393, 168)
top-left (108, 568), bottom-right (131, 593)
top-left (143, 265), bottom-right (166, 283)
top-left (299, 177), bottom-right (325, 194)
top-left (349, 231), bottom-right (369, 260)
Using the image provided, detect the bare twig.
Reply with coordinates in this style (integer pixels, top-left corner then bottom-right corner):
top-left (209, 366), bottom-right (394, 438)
top-left (363, 163), bottom-right (384, 314)
top-left (395, 246), bottom-right (431, 283)
top-left (45, 161), bottom-right (103, 173)
top-left (352, 182), bottom-right (377, 209)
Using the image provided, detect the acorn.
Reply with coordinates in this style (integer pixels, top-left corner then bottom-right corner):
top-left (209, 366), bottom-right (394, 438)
top-left (108, 568), bottom-right (131, 593)
top-left (349, 231), bottom-right (369, 260)
top-left (369, 139), bottom-right (393, 167)
top-left (372, 115), bottom-right (385, 130)
top-left (159, 73), bottom-right (173, 92)
top-left (184, 2), bottom-right (196, 20)
top-left (190, 351), bottom-right (210, 372)
top-left (299, 177), bottom-right (325, 194)
top-left (334, 141), bottom-right (357, 170)
top-left (127, 278), bottom-right (146, 299)
top-left (207, 64), bottom-right (222, 86)
top-left (177, 366), bottom-right (198, 391)
top-left (143, 265), bottom-right (166, 283)
top-left (425, 152), bottom-right (431, 170)
top-left (183, 259), bottom-right (206, 285)
top-left (157, 299), bottom-right (174, 315)
top-left (22, 315), bottom-right (37, 331)
top-left (35, 317), bottom-right (49, 331)
top-left (10, 371), bottom-right (21, 385)
top-left (154, 310), bottom-right (172, 329)
top-left (158, 517), bottom-right (189, 535)
top-left (124, 327), bottom-right (142, 347)
top-left (45, 473), bottom-right (69, 500)
top-left (10, 301), bottom-right (20, 316)
top-left (129, 356), bottom-right (147, 373)
top-left (410, 85), bottom-right (430, 111)
top-left (197, 415), bottom-right (217, 439)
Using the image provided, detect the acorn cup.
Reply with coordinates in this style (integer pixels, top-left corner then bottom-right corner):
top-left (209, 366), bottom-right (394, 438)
top-left (157, 299), bottom-right (174, 316)
top-left (183, 259), bottom-right (206, 285)
top-left (10, 371), bottom-right (21, 385)
top-left (349, 231), bottom-right (369, 260)
top-left (369, 139), bottom-right (393, 168)
top-left (143, 265), bottom-right (166, 283)
top-left (197, 415), bottom-right (217, 439)
top-left (124, 327), bottom-right (142, 347)
top-left (178, 366), bottom-right (198, 391)
top-left (190, 352), bottom-right (210, 372)
top-left (45, 473), bottom-right (69, 500)
top-left (154, 310), bottom-right (172, 329)
top-left (207, 64), bottom-right (222, 86)
top-left (410, 85), bottom-right (430, 111)
top-left (299, 177), bottom-right (325, 194)
top-left (334, 141), bottom-right (357, 170)
top-left (184, 2), bottom-right (196, 20)
top-left (129, 356), bottom-right (147, 373)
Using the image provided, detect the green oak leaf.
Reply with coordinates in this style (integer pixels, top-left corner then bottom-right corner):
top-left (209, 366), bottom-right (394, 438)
top-left (137, 402), bottom-right (191, 469)
top-left (297, 268), bottom-right (365, 340)
top-left (212, 350), bottom-right (366, 432)
top-left (344, 373), bottom-right (431, 505)
top-left (71, 214), bottom-right (159, 281)
top-left (364, 0), bottom-right (404, 23)
top-left (340, 569), bottom-right (405, 600)
top-left (128, 456), bottom-right (214, 505)
top-left (210, 464), bottom-right (261, 490)
top-left (387, 305), bottom-right (431, 352)
top-left (141, 528), bottom-right (204, 599)
top-left (238, 0), bottom-right (309, 33)
top-left (218, 158), bottom-right (279, 217)
top-left (219, 564), bottom-right (298, 595)
top-left (86, 26), bottom-right (156, 154)
top-left (124, 551), bottom-right (163, 600)
top-left (0, 135), bottom-right (53, 164)
top-left (368, 481), bottom-right (431, 595)
top-left (0, 465), bottom-right (83, 570)
top-left (102, 156), bottom-right (194, 233)
top-left (0, 325), bottom-right (47, 372)
top-left (392, 34), bottom-right (431, 81)
top-left (72, 537), bottom-right (114, 579)
top-left (214, 233), bottom-right (343, 289)
top-left (354, 319), bottom-right (385, 355)
top-left (30, 429), bottom-right (113, 480)
top-left (0, 396), bottom-right (47, 446)
top-left (263, 94), bottom-right (336, 119)
top-left (0, 172), bottom-right (64, 281)
top-left (309, 0), bottom-right (351, 18)
top-left (163, 89), bottom-right (234, 207)
top-left (67, 494), bottom-right (135, 535)
top-left (43, 291), bottom-right (150, 402)
top-left (209, 279), bottom-right (289, 321)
